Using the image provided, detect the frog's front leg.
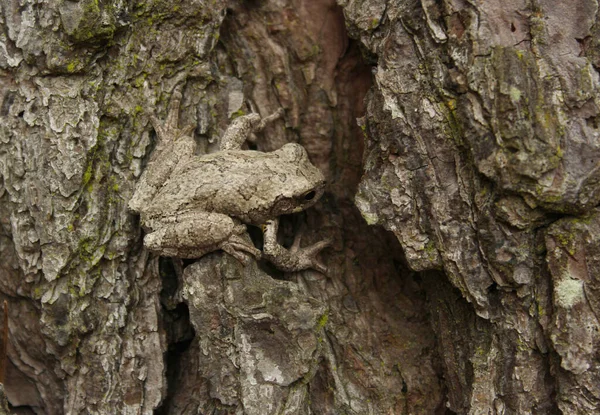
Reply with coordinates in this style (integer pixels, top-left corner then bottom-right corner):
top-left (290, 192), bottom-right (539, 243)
top-left (129, 90), bottom-right (196, 213)
top-left (220, 108), bottom-right (285, 150)
top-left (262, 218), bottom-right (332, 273)
top-left (144, 211), bottom-right (261, 263)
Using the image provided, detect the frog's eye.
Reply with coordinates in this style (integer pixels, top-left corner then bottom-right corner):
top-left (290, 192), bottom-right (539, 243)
top-left (303, 190), bottom-right (316, 201)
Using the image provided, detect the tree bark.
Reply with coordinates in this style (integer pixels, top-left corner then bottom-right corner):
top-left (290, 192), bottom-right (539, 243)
top-left (0, 0), bottom-right (599, 414)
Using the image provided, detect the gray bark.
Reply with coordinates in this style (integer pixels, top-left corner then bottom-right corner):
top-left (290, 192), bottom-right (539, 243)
top-left (0, 0), bottom-right (599, 413)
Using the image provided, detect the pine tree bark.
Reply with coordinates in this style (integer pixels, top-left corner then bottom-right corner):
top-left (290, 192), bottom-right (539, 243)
top-left (0, 0), bottom-right (599, 414)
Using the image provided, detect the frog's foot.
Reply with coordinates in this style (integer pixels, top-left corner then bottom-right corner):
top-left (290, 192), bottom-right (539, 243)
top-left (220, 235), bottom-right (262, 265)
top-left (220, 108), bottom-right (285, 151)
top-left (150, 89), bottom-right (195, 143)
top-left (263, 219), bottom-right (332, 273)
top-left (289, 236), bottom-right (332, 274)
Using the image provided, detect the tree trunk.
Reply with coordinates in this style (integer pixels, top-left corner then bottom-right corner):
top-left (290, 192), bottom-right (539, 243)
top-left (0, 0), bottom-right (599, 413)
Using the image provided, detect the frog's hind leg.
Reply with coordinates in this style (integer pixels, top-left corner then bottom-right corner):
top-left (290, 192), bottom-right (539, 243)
top-left (150, 89), bottom-right (195, 147)
top-left (144, 212), bottom-right (261, 262)
top-left (129, 89), bottom-right (196, 213)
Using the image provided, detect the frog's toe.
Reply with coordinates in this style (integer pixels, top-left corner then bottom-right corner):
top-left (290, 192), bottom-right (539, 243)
top-left (220, 236), bottom-right (262, 265)
top-left (290, 239), bottom-right (332, 273)
top-left (291, 238), bottom-right (332, 256)
top-left (150, 89), bottom-right (195, 142)
top-left (221, 244), bottom-right (253, 265)
top-left (263, 237), bottom-right (331, 274)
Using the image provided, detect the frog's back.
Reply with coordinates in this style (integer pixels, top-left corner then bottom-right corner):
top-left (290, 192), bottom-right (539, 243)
top-left (145, 150), bottom-right (287, 218)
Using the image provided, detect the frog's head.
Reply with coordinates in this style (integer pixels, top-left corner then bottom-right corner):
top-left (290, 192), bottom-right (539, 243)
top-left (268, 143), bottom-right (325, 217)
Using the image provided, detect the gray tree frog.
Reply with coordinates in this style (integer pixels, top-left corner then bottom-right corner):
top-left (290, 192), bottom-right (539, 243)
top-left (129, 90), bottom-right (330, 272)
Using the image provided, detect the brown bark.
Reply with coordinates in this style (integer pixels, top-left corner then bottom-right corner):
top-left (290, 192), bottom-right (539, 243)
top-left (0, 0), bottom-right (599, 413)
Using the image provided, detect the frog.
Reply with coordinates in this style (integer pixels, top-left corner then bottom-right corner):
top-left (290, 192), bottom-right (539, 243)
top-left (128, 90), bottom-right (330, 272)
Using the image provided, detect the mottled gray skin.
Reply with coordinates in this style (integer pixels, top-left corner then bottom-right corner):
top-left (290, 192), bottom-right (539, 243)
top-left (129, 91), bottom-right (329, 270)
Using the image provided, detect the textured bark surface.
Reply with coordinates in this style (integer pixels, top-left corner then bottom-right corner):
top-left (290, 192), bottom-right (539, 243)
top-left (0, 0), bottom-right (599, 414)
top-left (349, 0), bottom-right (600, 413)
